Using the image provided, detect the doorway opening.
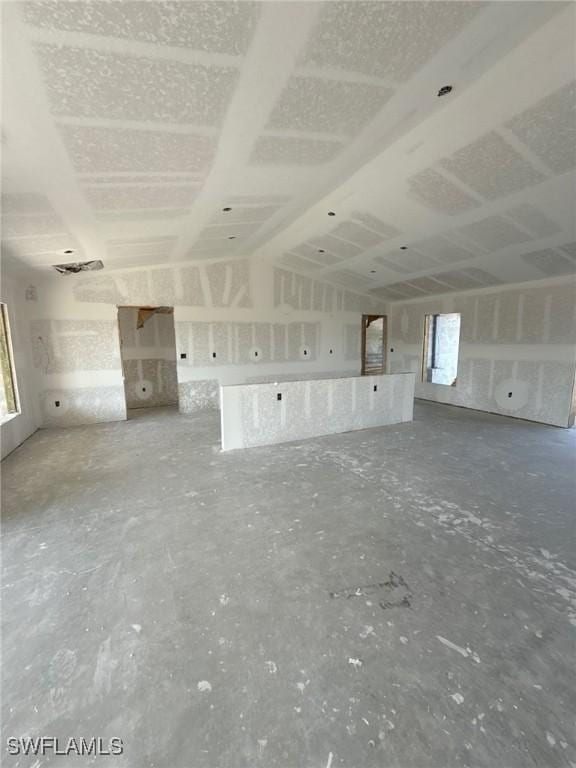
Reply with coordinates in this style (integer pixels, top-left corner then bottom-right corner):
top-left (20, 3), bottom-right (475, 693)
top-left (117, 306), bottom-right (179, 416)
top-left (361, 315), bottom-right (387, 375)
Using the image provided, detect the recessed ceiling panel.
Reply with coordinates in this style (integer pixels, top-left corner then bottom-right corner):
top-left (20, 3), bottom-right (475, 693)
top-left (59, 125), bottom-right (215, 173)
top-left (377, 249), bottom-right (440, 272)
top-left (505, 203), bottom-right (563, 238)
top-left (249, 136), bottom-right (343, 166)
top-left (413, 234), bottom-right (478, 264)
top-left (521, 248), bottom-right (576, 276)
top-left (84, 185), bottom-right (198, 210)
top-left (107, 236), bottom-right (177, 257)
top-left (407, 168), bottom-right (481, 214)
top-left (329, 269), bottom-right (372, 290)
top-left (281, 253), bottom-right (322, 272)
top-left (440, 131), bottom-right (545, 200)
top-left (300, 1), bottom-right (484, 82)
top-left (506, 81), bottom-right (576, 173)
top-left (330, 220), bottom-right (385, 248)
top-left (460, 267), bottom-right (502, 286)
top-left (36, 45), bottom-right (239, 126)
top-left (96, 209), bottom-right (190, 222)
top-left (292, 243), bottom-right (341, 265)
top-left (25, 1), bottom-right (260, 55)
top-left (310, 235), bottom-right (363, 259)
top-left (456, 215), bottom-right (532, 251)
top-left (211, 205), bottom-right (281, 224)
top-left (351, 211), bottom-right (401, 238)
top-left (267, 77), bottom-right (394, 136)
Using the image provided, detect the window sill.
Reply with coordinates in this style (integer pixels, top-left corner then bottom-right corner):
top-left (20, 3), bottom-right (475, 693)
top-left (0, 411), bottom-right (20, 427)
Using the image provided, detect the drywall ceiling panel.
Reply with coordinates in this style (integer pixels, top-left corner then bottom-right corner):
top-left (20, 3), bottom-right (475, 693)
top-left (460, 267), bottom-right (502, 286)
top-left (96, 209), bottom-right (190, 222)
top-left (350, 211), bottom-right (401, 239)
top-left (211, 205), bottom-right (281, 224)
top-left (521, 248), bottom-right (576, 276)
top-left (407, 168), bottom-right (481, 215)
top-left (35, 45), bottom-right (239, 126)
top-left (412, 235), bottom-right (478, 265)
top-left (24, 1), bottom-right (260, 55)
top-left (455, 215), bottom-right (532, 251)
top-left (433, 269), bottom-right (490, 290)
top-left (1, 192), bottom-right (54, 214)
top-left (300, 2), bottom-right (484, 81)
top-left (1, 213), bottom-right (67, 237)
top-left (0, 233), bottom-right (80, 255)
top-left (506, 80), bottom-right (576, 173)
top-left (2, 1), bottom-right (574, 289)
top-left (249, 136), bottom-right (343, 166)
top-left (107, 236), bottom-right (177, 260)
top-left (280, 253), bottom-right (322, 272)
top-left (330, 220), bottom-right (385, 249)
top-left (292, 244), bottom-right (341, 266)
top-left (379, 250), bottom-right (440, 273)
top-left (329, 269), bottom-right (372, 291)
top-left (84, 185), bottom-right (198, 210)
top-left (309, 235), bottom-right (363, 260)
top-left (59, 125), bottom-right (216, 173)
top-left (267, 77), bottom-right (394, 136)
top-left (440, 131), bottom-right (545, 200)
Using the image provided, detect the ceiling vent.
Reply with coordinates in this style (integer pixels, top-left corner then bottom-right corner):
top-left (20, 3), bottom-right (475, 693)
top-left (53, 260), bottom-right (104, 275)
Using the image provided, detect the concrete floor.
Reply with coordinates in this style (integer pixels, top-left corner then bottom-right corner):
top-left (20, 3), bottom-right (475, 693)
top-left (2, 401), bottom-right (575, 768)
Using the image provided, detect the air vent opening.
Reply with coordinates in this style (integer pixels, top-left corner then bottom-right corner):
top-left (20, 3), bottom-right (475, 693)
top-left (53, 260), bottom-right (103, 275)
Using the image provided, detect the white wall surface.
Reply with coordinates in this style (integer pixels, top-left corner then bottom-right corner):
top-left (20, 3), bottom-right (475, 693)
top-left (388, 276), bottom-right (576, 427)
top-left (24, 257), bottom-right (386, 427)
top-left (1, 273), bottom-right (40, 458)
top-left (221, 372), bottom-right (415, 451)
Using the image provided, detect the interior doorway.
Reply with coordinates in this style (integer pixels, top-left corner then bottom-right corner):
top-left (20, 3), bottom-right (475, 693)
top-left (361, 314), bottom-right (387, 375)
top-left (117, 306), bottom-right (179, 415)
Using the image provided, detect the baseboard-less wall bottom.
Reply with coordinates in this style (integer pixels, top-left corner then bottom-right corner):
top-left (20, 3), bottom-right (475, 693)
top-left (178, 380), bottom-right (220, 414)
top-left (39, 386), bottom-right (126, 427)
top-left (220, 373), bottom-right (415, 451)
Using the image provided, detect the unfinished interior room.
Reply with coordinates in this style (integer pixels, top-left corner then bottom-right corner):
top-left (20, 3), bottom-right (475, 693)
top-left (1, 1), bottom-right (575, 766)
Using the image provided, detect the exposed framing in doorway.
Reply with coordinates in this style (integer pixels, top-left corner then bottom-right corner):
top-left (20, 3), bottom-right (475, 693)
top-left (117, 305), bottom-right (179, 414)
top-left (361, 314), bottom-right (387, 375)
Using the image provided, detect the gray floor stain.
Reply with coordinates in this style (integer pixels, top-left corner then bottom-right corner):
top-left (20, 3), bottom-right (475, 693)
top-left (1, 401), bottom-right (575, 768)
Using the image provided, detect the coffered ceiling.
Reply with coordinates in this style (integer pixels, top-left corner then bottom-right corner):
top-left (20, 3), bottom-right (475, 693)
top-left (1, 1), bottom-right (575, 299)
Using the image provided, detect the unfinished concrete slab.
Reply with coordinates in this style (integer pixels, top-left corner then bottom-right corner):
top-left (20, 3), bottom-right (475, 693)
top-left (2, 402), bottom-right (575, 767)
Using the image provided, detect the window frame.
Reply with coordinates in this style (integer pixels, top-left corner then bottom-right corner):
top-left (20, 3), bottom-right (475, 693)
top-left (422, 312), bottom-right (461, 387)
top-left (0, 303), bottom-right (20, 420)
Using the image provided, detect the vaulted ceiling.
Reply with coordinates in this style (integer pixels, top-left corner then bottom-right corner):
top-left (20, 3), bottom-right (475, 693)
top-left (2, 1), bottom-right (575, 299)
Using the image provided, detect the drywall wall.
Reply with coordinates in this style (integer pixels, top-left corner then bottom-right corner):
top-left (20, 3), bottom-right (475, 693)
top-left (27, 257), bottom-right (386, 427)
top-left (388, 276), bottom-right (576, 427)
top-left (1, 273), bottom-right (40, 458)
top-left (118, 307), bottom-right (178, 409)
top-left (220, 372), bottom-right (415, 450)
